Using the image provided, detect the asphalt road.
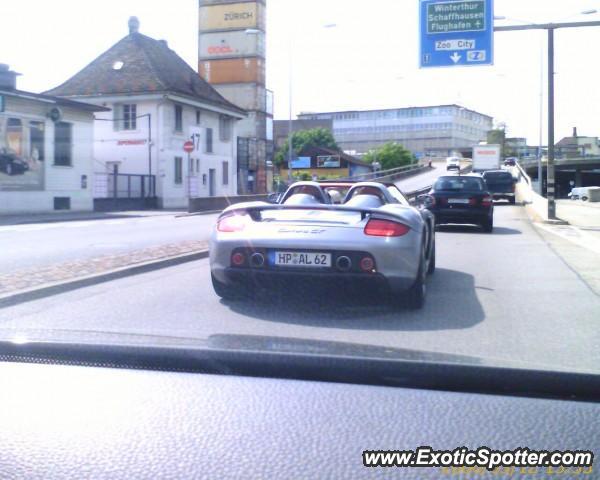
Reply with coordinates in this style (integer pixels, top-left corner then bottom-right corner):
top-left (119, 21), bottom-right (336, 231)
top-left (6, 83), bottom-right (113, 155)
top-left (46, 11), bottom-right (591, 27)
top-left (2, 204), bottom-right (598, 374)
top-left (0, 213), bottom-right (219, 274)
top-left (394, 161), bottom-right (447, 193)
top-left (0, 167), bottom-right (445, 274)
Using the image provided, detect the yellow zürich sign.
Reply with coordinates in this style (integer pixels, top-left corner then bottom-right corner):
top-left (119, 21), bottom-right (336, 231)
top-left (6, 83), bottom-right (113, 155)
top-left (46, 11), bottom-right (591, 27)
top-left (199, 2), bottom-right (258, 30)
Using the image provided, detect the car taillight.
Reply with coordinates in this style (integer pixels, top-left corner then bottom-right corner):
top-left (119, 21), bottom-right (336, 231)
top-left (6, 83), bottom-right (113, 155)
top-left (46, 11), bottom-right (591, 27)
top-left (512, 183), bottom-right (516, 192)
top-left (364, 219), bottom-right (410, 237)
top-left (481, 196), bottom-right (493, 207)
top-left (468, 197), bottom-right (476, 206)
top-left (217, 214), bottom-right (248, 232)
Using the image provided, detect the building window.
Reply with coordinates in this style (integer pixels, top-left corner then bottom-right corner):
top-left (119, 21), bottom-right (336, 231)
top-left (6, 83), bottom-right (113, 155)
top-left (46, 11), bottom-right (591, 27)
top-left (29, 121), bottom-right (45, 162)
top-left (54, 122), bottom-right (72, 166)
top-left (196, 110), bottom-right (201, 125)
top-left (222, 161), bottom-right (229, 185)
top-left (189, 157), bottom-right (194, 174)
top-left (123, 104), bottom-right (137, 130)
top-left (174, 156), bottom-right (183, 184)
top-left (196, 158), bottom-right (200, 172)
top-left (175, 105), bottom-right (183, 132)
top-left (219, 116), bottom-right (232, 142)
top-left (206, 127), bottom-right (213, 153)
top-left (114, 104), bottom-right (137, 130)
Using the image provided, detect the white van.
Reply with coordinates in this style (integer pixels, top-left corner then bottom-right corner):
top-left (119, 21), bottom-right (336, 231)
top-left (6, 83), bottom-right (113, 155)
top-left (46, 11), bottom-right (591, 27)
top-left (446, 157), bottom-right (461, 171)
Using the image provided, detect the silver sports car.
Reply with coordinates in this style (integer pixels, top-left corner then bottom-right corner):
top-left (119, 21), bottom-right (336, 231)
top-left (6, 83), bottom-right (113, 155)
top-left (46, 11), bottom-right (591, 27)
top-left (209, 181), bottom-right (436, 309)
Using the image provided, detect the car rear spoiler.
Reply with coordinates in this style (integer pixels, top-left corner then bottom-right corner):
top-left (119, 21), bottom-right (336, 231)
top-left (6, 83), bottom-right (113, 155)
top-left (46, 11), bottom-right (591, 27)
top-left (219, 203), bottom-right (403, 223)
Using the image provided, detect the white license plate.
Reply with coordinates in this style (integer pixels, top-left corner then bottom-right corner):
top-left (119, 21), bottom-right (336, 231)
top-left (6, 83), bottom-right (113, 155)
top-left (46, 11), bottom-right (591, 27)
top-left (448, 198), bottom-right (469, 204)
top-left (273, 251), bottom-right (331, 267)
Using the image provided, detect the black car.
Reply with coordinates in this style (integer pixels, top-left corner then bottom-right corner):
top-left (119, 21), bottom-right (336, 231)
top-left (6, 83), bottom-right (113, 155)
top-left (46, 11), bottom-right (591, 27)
top-left (422, 175), bottom-right (494, 233)
top-left (482, 170), bottom-right (516, 204)
top-left (503, 157), bottom-right (517, 167)
top-left (0, 151), bottom-right (29, 176)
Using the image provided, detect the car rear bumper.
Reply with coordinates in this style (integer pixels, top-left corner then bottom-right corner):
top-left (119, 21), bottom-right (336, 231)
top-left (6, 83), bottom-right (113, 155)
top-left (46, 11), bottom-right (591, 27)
top-left (431, 207), bottom-right (491, 225)
top-left (223, 267), bottom-right (393, 295)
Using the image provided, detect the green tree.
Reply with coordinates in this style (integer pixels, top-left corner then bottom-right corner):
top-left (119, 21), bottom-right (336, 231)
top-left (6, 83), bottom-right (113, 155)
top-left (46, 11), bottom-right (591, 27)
top-left (274, 128), bottom-right (338, 165)
top-left (487, 123), bottom-right (507, 157)
top-left (363, 142), bottom-right (416, 170)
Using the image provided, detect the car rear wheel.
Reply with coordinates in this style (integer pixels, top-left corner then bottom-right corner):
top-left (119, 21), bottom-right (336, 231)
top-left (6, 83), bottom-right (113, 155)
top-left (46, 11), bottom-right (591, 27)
top-left (482, 216), bottom-right (493, 233)
top-left (403, 246), bottom-right (427, 310)
top-left (427, 240), bottom-right (436, 275)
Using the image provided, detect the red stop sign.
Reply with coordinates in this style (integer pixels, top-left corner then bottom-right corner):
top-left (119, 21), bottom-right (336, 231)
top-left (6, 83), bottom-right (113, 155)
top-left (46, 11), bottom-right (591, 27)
top-left (183, 141), bottom-right (194, 153)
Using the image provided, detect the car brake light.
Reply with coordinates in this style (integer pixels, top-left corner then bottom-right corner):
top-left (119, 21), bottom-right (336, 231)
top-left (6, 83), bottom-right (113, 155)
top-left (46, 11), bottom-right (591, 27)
top-left (364, 219), bottom-right (410, 237)
top-left (217, 214), bottom-right (248, 232)
top-left (481, 196), bottom-right (493, 207)
top-left (468, 198), bottom-right (476, 205)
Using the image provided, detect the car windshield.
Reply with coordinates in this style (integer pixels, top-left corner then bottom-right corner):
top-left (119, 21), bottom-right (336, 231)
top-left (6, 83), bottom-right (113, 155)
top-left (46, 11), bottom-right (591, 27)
top-left (1, 0), bottom-right (599, 388)
top-left (434, 177), bottom-right (484, 191)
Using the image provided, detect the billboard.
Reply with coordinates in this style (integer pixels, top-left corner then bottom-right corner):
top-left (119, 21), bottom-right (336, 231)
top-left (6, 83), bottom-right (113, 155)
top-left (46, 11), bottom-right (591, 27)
top-left (199, 2), bottom-right (262, 31)
top-left (290, 157), bottom-right (311, 169)
top-left (199, 30), bottom-right (265, 59)
top-left (199, 58), bottom-right (265, 84)
top-left (0, 115), bottom-right (45, 191)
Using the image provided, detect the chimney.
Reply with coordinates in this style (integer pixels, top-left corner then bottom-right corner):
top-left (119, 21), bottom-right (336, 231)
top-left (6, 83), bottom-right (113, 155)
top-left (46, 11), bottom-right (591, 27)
top-left (573, 127), bottom-right (578, 138)
top-left (0, 64), bottom-right (20, 90)
top-left (128, 16), bottom-right (140, 34)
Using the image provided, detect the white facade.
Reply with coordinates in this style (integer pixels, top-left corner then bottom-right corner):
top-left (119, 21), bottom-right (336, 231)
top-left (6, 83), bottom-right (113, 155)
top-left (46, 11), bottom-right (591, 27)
top-left (88, 94), bottom-right (242, 208)
top-left (0, 93), bottom-right (96, 214)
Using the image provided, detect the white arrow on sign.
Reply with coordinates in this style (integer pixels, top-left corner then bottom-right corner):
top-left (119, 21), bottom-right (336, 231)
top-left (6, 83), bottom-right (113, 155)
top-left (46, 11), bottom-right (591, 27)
top-left (450, 52), bottom-right (461, 63)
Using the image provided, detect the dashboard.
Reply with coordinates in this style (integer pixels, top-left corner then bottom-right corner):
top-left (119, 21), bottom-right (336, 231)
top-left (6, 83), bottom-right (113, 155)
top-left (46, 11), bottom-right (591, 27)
top-left (0, 344), bottom-right (598, 479)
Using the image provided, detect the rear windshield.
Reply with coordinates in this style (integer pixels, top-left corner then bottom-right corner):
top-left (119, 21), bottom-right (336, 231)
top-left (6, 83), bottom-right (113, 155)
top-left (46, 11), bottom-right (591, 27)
top-left (434, 177), bottom-right (484, 191)
top-left (483, 172), bottom-right (513, 181)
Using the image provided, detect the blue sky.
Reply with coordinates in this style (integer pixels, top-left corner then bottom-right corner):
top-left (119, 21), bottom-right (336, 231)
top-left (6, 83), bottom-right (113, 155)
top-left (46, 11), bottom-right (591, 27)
top-left (2, 0), bottom-right (599, 144)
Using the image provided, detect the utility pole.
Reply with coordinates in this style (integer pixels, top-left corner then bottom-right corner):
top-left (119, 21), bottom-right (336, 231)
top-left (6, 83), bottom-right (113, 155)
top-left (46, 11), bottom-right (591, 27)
top-left (495, 20), bottom-right (600, 219)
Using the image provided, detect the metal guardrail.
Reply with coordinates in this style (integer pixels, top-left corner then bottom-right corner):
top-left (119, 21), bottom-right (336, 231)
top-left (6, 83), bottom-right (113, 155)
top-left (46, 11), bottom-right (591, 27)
top-left (514, 161), bottom-right (532, 187)
top-left (338, 163), bottom-right (423, 182)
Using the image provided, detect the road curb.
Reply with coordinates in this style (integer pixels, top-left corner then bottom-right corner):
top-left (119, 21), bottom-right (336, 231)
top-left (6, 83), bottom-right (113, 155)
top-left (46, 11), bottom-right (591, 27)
top-left (0, 249), bottom-right (209, 308)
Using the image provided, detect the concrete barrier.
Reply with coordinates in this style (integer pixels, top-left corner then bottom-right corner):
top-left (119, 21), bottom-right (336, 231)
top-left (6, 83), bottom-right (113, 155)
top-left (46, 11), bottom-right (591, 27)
top-left (188, 194), bottom-right (268, 213)
top-left (516, 180), bottom-right (568, 225)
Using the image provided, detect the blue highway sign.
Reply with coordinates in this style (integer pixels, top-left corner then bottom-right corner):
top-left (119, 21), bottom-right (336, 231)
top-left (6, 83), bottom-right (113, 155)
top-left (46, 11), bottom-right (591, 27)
top-left (419, 0), bottom-right (494, 68)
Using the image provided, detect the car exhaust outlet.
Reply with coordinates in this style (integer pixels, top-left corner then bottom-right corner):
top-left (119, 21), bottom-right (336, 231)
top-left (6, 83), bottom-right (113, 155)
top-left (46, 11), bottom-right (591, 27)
top-left (250, 252), bottom-right (265, 268)
top-left (336, 256), bottom-right (352, 272)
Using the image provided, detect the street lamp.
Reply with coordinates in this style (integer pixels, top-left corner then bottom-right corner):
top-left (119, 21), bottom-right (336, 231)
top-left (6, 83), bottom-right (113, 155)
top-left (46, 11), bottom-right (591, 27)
top-left (494, 11), bottom-right (600, 218)
top-left (263, 23), bottom-right (337, 183)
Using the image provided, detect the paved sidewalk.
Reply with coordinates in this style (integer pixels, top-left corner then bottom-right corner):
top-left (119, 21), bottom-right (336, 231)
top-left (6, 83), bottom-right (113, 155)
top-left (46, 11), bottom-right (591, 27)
top-left (0, 210), bottom-right (186, 226)
top-left (557, 200), bottom-right (600, 229)
top-left (0, 240), bottom-right (208, 297)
